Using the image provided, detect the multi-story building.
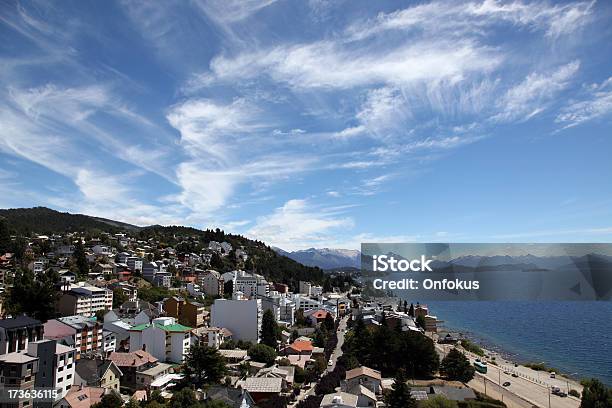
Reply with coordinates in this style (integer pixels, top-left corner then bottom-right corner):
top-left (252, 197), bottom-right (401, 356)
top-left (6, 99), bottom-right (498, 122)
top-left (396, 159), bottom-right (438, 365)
top-left (291, 294), bottom-right (322, 312)
top-left (141, 262), bottom-right (159, 282)
top-left (164, 297), bottom-right (207, 328)
top-left (128, 317), bottom-right (191, 363)
top-left (57, 283), bottom-right (113, 317)
top-left (197, 270), bottom-right (224, 297)
top-left (234, 274), bottom-right (269, 298)
top-left (299, 281), bottom-right (312, 296)
top-left (211, 293), bottom-right (262, 343)
top-left (261, 292), bottom-right (296, 326)
top-left (91, 245), bottom-right (112, 257)
top-left (0, 352), bottom-right (39, 408)
top-left (126, 256), bottom-right (143, 273)
top-left (109, 282), bottom-right (138, 302)
top-left (0, 316), bottom-right (44, 355)
top-left (27, 339), bottom-right (76, 403)
top-left (44, 316), bottom-right (103, 357)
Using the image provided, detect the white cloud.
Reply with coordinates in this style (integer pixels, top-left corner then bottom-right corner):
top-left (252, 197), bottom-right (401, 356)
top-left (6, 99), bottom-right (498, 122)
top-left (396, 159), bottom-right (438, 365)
top-left (333, 125), bottom-right (366, 139)
top-left (167, 98), bottom-right (267, 164)
top-left (556, 77), bottom-right (612, 129)
top-left (194, 0), bottom-right (278, 23)
top-left (201, 38), bottom-right (501, 90)
top-left (494, 61), bottom-right (580, 122)
top-left (246, 199), bottom-right (354, 250)
top-left (346, 0), bottom-right (594, 41)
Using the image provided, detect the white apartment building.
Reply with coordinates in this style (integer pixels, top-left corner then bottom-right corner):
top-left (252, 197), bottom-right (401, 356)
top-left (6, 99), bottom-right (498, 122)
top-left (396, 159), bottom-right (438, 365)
top-left (197, 270), bottom-right (224, 296)
top-left (210, 293), bottom-right (262, 343)
top-left (292, 294), bottom-right (322, 312)
top-left (27, 340), bottom-right (76, 401)
top-left (299, 281), bottom-right (312, 295)
top-left (92, 245), bottom-right (112, 256)
top-left (128, 317), bottom-right (191, 363)
top-left (58, 283), bottom-right (113, 317)
top-left (126, 256), bottom-right (143, 272)
top-left (261, 292), bottom-right (296, 326)
top-left (233, 274), bottom-right (269, 298)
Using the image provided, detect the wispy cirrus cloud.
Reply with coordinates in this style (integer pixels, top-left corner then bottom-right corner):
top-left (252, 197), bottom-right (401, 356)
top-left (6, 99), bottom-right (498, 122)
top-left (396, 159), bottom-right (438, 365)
top-left (556, 77), bottom-right (612, 129)
top-left (494, 61), bottom-right (581, 122)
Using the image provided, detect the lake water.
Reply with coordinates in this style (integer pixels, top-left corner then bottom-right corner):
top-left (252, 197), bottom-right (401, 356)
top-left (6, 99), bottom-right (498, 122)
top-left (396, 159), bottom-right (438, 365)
top-left (423, 301), bottom-right (612, 385)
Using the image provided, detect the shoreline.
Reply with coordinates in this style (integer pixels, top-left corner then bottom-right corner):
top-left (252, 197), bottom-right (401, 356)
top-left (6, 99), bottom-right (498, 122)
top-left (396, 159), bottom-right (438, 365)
top-left (434, 322), bottom-right (588, 394)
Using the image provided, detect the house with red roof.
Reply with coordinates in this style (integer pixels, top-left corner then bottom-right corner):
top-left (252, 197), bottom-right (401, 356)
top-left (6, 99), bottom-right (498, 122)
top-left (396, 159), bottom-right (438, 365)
top-left (307, 309), bottom-right (333, 326)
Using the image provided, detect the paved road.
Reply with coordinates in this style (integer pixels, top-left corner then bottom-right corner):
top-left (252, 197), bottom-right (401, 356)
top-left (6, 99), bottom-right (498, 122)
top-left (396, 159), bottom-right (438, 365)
top-left (437, 343), bottom-right (581, 408)
top-left (290, 315), bottom-right (350, 406)
top-left (328, 315), bottom-right (349, 372)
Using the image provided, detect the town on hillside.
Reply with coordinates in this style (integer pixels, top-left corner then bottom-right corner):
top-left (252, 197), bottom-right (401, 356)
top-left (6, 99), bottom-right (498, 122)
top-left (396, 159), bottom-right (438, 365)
top-left (0, 221), bottom-right (606, 408)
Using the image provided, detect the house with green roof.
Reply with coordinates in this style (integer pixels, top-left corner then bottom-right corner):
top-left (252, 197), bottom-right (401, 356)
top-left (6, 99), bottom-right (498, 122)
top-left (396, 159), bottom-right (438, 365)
top-left (128, 317), bottom-right (192, 363)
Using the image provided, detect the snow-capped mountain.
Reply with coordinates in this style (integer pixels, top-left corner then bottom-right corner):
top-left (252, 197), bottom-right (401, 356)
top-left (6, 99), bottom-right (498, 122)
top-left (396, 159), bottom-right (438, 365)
top-left (273, 247), bottom-right (361, 269)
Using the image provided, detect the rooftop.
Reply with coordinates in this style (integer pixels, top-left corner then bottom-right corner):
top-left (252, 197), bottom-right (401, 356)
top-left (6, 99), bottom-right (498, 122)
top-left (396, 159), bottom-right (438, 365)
top-left (0, 352), bottom-right (38, 364)
top-left (289, 340), bottom-right (313, 352)
top-left (345, 366), bottom-right (382, 381)
top-left (129, 322), bottom-right (192, 333)
top-left (108, 350), bottom-right (158, 367)
top-left (0, 316), bottom-right (42, 329)
top-left (241, 377), bottom-right (283, 393)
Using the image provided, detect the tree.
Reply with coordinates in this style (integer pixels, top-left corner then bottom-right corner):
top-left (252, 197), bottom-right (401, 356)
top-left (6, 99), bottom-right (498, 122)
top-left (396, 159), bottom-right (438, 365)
top-left (124, 399), bottom-right (140, 408)
top-left (261, 309), bottom-right (280, 349)
top-left (5, 268), bottom-right (59, 322)
top-left (420, 395), bottom-right (458, 408)
top-left (204, 400), bottom-right (232, 408)
top-left (295, 309), bottom-right (306, 326)
top-left (408, 303), bottom-right (415, 317)
top-left (0, 218), bottom-right (11, 254)
top-left (210, 252), bottom-right (223, 269)
top-left (112, 288), bottom-right (129, 308)
top-left (248, 344), bottom-right (277, 366)
top-left (73, 239), bottom-right (89, 277)
top-left (184, 344), bottom-right (227, 387)
top-left (580, 378), bottom-right (612, 408)
top-left (169, 388), bottom-right (200, 408)
top-left (92, 393), bottom-right (123, 408)
top-left (95, 309), bottom-right (106, 322)
top-left (323, 313), bottom-right (335, 332)
top-left (386, 369), bottom-right (416, 408)
top-left (439, 348), bottom-right (475, 383)
top-left (291, 329), bottom-right (299, 342)
top-left (416, 314), bottom-right (426, 330)
top-left (258, 395), bottom-right (288, 408)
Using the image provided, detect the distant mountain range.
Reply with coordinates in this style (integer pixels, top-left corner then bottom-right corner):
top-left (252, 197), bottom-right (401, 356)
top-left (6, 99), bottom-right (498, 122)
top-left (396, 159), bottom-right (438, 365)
top-left (273, 247), bottom-right (361, 269)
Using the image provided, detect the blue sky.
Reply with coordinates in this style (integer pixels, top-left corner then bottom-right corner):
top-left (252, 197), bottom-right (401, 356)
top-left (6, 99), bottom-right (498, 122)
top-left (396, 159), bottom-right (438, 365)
top-left (1, 0), bottom-right (612, 250)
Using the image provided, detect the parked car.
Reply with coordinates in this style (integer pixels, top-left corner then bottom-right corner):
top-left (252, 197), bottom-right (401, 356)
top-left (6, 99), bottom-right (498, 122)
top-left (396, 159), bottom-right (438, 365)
top-left (512, 373), bottom-right (519, 378)
top-left (328, 360), bottom-right (333, 366)
top-left (503, 382), bottom-right (511, 387)
top-left (550, 372), bottom-right (556, 378)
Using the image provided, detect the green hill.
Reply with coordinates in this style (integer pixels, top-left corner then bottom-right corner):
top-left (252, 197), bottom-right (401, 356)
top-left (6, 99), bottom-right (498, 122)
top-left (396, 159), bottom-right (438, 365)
top-left (0, 207), bottom-right (138, 234)
top-left (0, 207), bottom-right (328, 289)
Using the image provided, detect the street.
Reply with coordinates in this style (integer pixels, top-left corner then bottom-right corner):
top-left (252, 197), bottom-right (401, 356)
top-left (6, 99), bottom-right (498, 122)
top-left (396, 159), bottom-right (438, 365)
top-left (436, 343), bottom-right (582, 408)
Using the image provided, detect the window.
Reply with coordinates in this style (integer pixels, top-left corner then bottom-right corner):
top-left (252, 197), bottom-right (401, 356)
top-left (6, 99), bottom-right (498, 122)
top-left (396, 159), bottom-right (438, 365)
top-left (67, 374), bottom-right (72, 379)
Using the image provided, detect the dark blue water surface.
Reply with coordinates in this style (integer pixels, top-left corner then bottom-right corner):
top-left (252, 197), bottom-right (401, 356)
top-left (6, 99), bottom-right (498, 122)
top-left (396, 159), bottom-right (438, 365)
top-left (425, 301), bottom-right (612, 385)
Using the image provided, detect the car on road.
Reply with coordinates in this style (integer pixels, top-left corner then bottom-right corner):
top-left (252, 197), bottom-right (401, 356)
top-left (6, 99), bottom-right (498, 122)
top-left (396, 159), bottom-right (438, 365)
top-left (502, 382), bottom-right (511, 387)
top-left (328, 360), bottom-right (333, 366)
top-left (512, 373), bottom-right (519, 378)
top-left (503, 371), bottom-right (510, 375)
